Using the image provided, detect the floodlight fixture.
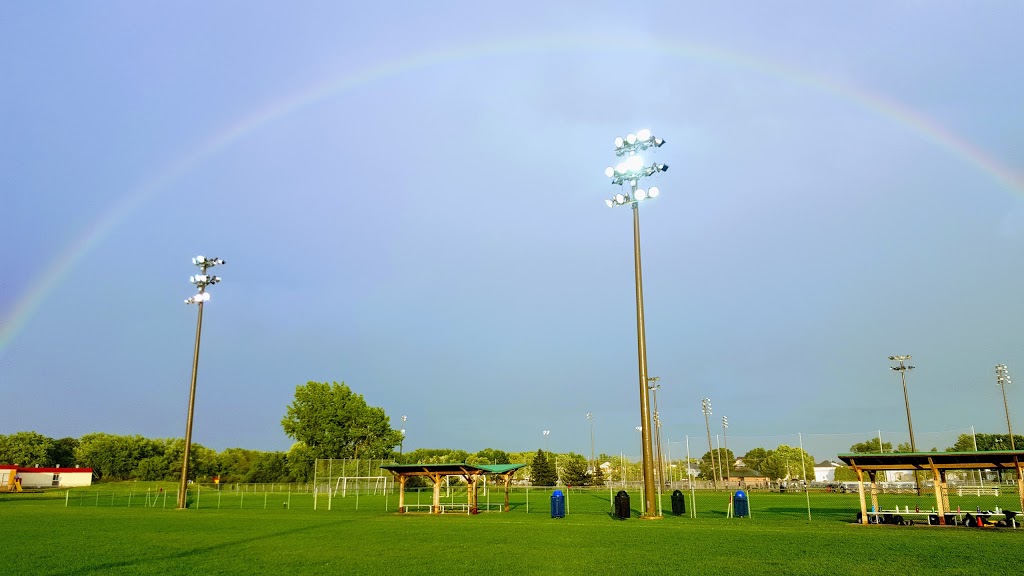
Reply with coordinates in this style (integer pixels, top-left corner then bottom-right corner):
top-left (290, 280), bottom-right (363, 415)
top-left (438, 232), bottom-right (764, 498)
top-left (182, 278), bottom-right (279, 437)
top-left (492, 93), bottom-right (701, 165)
top-left (193, 255), bottom-right (226, 266)
top-left (613, 128), bottom-right (667, 156)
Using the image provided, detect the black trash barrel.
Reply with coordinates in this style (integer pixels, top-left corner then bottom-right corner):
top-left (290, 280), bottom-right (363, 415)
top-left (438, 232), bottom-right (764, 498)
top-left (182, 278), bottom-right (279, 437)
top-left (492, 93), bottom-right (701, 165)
top-left (670, 490), bottom-right (686, 516)
top-left (550, 490), bottom-right (565, 519)
top-left (734, 490), bottom-right (749, 518)
top-left (614, 490), bottom-right (631, 519)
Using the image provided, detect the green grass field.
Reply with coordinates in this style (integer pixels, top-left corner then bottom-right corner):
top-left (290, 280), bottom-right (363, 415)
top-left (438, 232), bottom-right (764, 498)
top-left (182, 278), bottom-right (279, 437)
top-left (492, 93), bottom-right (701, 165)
top-left (4, 486), bottom-right (1022, 575)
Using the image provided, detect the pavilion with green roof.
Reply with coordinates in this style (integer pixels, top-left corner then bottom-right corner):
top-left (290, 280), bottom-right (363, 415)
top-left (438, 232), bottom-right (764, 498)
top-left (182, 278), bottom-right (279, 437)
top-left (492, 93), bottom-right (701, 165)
top-left (380, 463), bottom-right (526, 514)
top-left (838, 450), bottom-right (1024, 525)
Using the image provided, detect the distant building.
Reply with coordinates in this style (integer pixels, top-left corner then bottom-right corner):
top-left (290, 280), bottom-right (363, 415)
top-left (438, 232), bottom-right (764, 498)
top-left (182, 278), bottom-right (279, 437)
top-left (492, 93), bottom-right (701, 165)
top-left (1, 465), bottom-right (93, 490)
top-left (813, 460), bottom-right (843, 482)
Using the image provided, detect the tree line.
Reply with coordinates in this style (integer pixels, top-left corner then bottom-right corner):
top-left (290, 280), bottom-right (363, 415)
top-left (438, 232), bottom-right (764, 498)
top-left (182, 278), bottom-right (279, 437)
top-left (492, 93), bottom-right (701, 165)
top-left (4, 379), bottom-right (1019, 485)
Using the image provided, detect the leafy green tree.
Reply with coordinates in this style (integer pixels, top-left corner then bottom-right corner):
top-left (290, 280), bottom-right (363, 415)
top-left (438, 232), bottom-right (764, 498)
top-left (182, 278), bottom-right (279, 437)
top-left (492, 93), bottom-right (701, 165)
top-left (947, 433), bottom-right (1024, 452)
top-left (74, 433), bottom-right (161, 480)
top-left (48, 437), bottom-right (79, 468)
top-left (470, 448), bottom-right (510, 465)
top-left (531, 450), bottom-right (557, 486)
top-left (759, 445), bottom-right (814, 481)
top-left (591, 464), bottom-right (606, 486)
top-left (697, 451), bottom-right (720, 480)
top-left (741, 448), bottom-right (769, 473)
top-left (286, 443), bottom-right (315, 482)
top-left (281, 381), bottom-right (403, 459)
top-left (849, 438), bottom-right (893, 453)
top-left (832, 466), bottom-right (859, 482)
top-left (403, 448), bottom-right (470, 464)
top-left (559, 453), bottom-right (590, 486)
top-left (0, 431), bottom-right (54, 466)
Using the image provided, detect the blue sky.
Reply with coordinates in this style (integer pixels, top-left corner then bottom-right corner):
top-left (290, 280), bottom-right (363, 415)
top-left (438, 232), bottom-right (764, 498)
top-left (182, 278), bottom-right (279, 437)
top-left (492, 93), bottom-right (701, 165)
top-left (3, 1), bottom-right (1023, 463)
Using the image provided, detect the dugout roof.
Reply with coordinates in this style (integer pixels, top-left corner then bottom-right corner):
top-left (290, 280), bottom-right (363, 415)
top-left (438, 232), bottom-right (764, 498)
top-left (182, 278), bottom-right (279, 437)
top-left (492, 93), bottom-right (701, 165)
top-left (380, 463), bottom-right (526, 476)
top-left (837, 450), bottom-right (1024, 471)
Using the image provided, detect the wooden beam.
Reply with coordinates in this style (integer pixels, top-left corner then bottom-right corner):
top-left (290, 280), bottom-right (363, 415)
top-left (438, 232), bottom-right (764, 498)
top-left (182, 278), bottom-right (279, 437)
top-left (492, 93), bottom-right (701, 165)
top-left (853, 460), bottom-right (868, 525)
top-left (431, 473), bottom-right (442, 514)
top-left (1016, 456), bottom-right (1024, 518)
top-left (398, 475), bottom-right (407, 513)
top-left (928, 457), bottom-right (945, 525)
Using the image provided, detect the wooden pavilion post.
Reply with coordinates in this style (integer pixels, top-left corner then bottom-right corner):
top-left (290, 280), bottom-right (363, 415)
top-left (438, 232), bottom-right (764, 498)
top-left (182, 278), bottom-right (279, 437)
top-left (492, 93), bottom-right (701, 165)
top-left (1015, 457), bottom-right (1024, 515)
top-left (431, 472), bottom-right (442, 514)
top-left (463, 474), bottom-right (477, 514)
top-left (854, 462), bottom-right (868, 525)
top-left (928, 458), bottom-right (945, 524)
top-left (398, 475), bottom-right (407, 513)
top-left (503, 473), bottom-right (512, 512)
top-left (868, 471), bottom-right (879, 520)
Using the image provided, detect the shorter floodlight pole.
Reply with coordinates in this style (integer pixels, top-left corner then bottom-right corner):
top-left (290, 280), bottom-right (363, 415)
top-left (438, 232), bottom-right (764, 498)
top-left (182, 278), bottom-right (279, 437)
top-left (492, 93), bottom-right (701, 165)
top-left (889, 355), bottom-right (920, 496)
top-left (996, 365), bottom-right (1015, 450)
top-left (587, 413), bottom-right (595, 474)
top-left (722, 416), bottom-right (730, 485)
top-left (702, 398), bottom-right (718, 487)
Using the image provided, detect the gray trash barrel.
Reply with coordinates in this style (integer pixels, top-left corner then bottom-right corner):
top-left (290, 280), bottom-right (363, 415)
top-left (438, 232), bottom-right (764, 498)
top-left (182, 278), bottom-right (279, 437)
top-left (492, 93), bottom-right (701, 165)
top-left (614, 490), bottom-right (630, 519)
top-left (550, 490), bottom-right (565, 518)
top-left (734, 490), bottom-right (749, 518)
top-left (671, 490), bottom-right (686, 515)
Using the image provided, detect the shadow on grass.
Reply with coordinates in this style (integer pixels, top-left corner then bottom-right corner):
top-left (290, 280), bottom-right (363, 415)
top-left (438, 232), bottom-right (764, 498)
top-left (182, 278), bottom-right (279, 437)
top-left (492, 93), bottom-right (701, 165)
top-left (47, 520), bottom-right (333, 576)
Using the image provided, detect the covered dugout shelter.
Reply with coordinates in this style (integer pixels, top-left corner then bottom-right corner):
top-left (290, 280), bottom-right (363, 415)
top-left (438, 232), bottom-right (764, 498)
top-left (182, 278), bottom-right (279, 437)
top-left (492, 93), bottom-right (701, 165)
top-left (838, 451), bottom-right (1024, 526)
top-left (381, 463), bottom-right (526, 514)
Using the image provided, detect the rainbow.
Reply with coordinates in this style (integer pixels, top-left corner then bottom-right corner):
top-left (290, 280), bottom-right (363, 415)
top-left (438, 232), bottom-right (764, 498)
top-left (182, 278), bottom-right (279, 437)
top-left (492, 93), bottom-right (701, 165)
top-left (2, 35), bottom-right (1021, 351)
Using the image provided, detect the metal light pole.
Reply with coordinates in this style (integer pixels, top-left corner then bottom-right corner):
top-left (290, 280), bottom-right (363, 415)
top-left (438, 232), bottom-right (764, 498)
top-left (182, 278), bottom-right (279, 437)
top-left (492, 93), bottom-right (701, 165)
top-left (604, 129), bottom-right (668, 518)
top-left (400, 415), bottom-right (407, 457)
top-left (649, 377), bottom-right (664, 490)
top-left (177, 255), bottom-right (224, 509)
top-left (996, 365), bottom-right (1016, 450)
top-left (702, 398), bottom-right (718, 487)
top-left (722, 416), bottom-right (730, 485)
top-left (587, 413), bottom-right (595, 474)
top-left (543, 430), bottom-right (550, 452)
top-left (889, 355), bottom-right (920, 495)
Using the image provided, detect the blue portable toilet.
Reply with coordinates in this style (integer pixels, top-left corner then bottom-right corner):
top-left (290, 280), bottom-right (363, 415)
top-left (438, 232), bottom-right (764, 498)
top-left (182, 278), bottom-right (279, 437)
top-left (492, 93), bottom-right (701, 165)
top-left (734, 490), bottom-right (749, 518)
top-left (551, 490), bottom-right (566, 518)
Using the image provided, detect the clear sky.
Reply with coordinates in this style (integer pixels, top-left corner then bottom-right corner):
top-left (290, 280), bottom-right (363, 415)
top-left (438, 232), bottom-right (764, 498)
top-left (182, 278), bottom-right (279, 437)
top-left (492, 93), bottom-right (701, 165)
top-left (3, 1), bottom-right (1023, 464)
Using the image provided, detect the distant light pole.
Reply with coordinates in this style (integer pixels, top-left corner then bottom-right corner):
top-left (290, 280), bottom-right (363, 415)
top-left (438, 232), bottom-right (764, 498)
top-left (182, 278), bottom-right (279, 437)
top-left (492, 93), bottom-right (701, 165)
top-left (996, 364), bottom-right (1016, 450)
top-left (543, 430), bottom-right (550, 452)
top-left (603, 128), bottom-right (668, 518)
top-left (587, 413), bottom-right (595, 473)
top-left (722, 416), bottom-right (730, 485)
top-left (400, 415), bottom-right (407, 456)
top-left (648, 377), bottom-right (664, 490)
top-left (702, 398), bottom-right (719, 487)
top-left (889, 355), bottom-right (920, 495)
top-left (177, 255), bottom-right (225, 509)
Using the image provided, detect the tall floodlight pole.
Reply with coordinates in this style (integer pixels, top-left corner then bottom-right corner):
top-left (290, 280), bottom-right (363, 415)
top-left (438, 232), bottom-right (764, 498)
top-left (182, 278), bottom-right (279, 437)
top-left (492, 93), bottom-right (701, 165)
top-left (177, 255), bottom-right (225, 509)
top-left (888, 355), bottom-right (920, 496)
top-left (702, 398), bottom-right (719, 487)
top-left (543, 430), bottom-right (550, 452)
top-left (996, 365), bottom-right (1016, 450)
top-left (587, 413), bottom-right (595, 473)
top-left (604, 129), bottom-right (668, 518)
top-left (722, 416), bottom-right (730, 484)
top-left (649, 377), bottom-right (664, 490)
